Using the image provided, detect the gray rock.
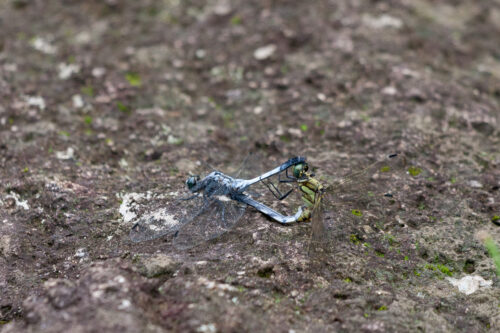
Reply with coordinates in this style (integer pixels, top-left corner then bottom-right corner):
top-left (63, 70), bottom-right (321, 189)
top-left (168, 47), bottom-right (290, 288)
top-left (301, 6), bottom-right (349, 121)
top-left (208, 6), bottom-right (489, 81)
top-left (134, 253), bottom-right (178, 278)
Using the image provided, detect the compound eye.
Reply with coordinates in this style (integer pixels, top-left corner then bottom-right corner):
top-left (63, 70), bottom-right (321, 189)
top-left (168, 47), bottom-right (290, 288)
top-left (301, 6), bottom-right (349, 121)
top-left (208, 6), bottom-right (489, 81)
top-left (293, 163), bottom-right (304, 178)
top-left (186, 176), bottom-right (198, 189)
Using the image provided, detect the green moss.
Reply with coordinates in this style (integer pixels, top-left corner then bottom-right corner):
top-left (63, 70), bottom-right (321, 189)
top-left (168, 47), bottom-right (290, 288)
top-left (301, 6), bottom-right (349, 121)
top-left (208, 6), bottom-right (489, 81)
top-left (484, 237), bottom-right (500, 276)
top-left (350, 234), bottom-right (360, 245)
top-left (83, 116), bottom-right (92, 125)
top-left (351, 209), bottom-right (363, 217)
top-left (424, 263), bottom-right (453, 276)
top-left (436, 264), bottom-right (453, 276)
top-left (384, 234), bottom-right (396, 246)
top-left (492, 215), bottom-right (500, 224)
top-left (343, 277), bottom-right (352, 283)
top-left (404, 256), bottom-right (409, 261)
top-left (22, 167), bottom-right (29, 173)
top-left (375, 251), bottom-right (385, 258)
top-left (125, 72), bottom-right (142, 87)
top-left (380, 166), bottom-right (390, 172)
top-left (378, 305), bottom-right (387, 311)
top-left (300, 124), bottom-right (308, 132)
top-left (280, 135), bottom-right (291, 142)
top-left (81, 85), bottom-right (94, 97)
top-left (230, 15), bottom-right (242, 25)
top-left (117, 101), bottom-right (130, 113)
top-left (408, 166), bottom-right (422, 176)
top-left (59, 130), bottom-right (70, 137)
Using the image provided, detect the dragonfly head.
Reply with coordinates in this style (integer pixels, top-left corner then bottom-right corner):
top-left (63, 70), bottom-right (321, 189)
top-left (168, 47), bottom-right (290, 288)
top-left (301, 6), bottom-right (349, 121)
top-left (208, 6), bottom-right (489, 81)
top-left (292, 162), bottom-right (309, 179)
top-left (186, 175), bottom-right (201, 191)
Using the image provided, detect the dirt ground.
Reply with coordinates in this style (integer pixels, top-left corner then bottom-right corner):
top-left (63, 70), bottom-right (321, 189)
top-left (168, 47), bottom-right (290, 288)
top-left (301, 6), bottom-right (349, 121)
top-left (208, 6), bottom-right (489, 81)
top-left (1, 0), bottom-right (500, 332)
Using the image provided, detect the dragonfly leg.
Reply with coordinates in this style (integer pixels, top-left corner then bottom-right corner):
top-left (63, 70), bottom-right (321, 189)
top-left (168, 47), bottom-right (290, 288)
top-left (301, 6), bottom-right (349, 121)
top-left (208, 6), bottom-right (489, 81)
top-left (179, 193), bottom-right (200, 201)
top-left (263, 179), bottom-right (294, 201)
top-left (278, 168), bottom-right (297, 183)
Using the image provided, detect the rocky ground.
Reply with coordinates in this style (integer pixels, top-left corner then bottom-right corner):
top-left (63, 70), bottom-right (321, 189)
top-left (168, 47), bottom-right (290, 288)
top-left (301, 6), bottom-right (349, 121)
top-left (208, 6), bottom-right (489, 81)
top-left (1, 0), bottom-right (500, 332)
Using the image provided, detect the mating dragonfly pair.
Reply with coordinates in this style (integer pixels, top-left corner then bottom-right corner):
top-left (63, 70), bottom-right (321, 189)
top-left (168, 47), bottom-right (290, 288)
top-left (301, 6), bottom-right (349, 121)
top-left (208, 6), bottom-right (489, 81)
top-left (129, 152), bottom-right (412, 250)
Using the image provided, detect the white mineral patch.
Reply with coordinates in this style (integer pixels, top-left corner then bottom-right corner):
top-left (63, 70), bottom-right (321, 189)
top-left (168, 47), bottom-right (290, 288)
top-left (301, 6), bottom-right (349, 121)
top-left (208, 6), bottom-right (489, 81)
top-left (118, 192), bottom-right (152, 223)
top-left (4, 63), bottom-right (17, 72)
top-left (6, 192), bottom-right (30, 210)
top-left (468, 180), bottom-right (483, 188)
top-left (92, 67), bottom-right (106, 78)
top-left (288, 128), bottom-right (303, 138)
top-left (118, 158), bottom-right (128, 169)
top-left (74, 248), bottom-right (87, 258)
top-left (253, 44), bottom-right (276, 60)
top-left (446, 275), bottom-right (492, 295)
top-left (197, 323), bottom-right (216, 333)
top-left (198, 277), bottom-right (237, 292)
top-left (31, 37), bottom-right (57, 54)
top-left (382, 86), bottom-right (398, 95)
top-left (24, 95), bottom-right (46, 110)
top-left (253, 106), bottom-right (263, 115)
top-left (213, 0), bottom-right (231, 16)
top-left (363, 14), bottom-right (403, 29)
top-left (118, 299), bottom-right (132, 310)
top-left (72, 94), bottom-right (84, 109)
top-left (56, 147), bottom-right (75, 160)
top-left (142, 209), bottom-right (179, 230)
top-left (58, 63), bottom-right (81, 80)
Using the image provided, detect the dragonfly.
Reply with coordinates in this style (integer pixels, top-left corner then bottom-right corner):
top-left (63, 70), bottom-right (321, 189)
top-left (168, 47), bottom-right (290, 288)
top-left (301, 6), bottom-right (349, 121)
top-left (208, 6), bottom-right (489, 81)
top-left (130, 152), bottom-right (445, 251)
top-left (286, 153), bottom-right (410, 257)
top-left (129, 154), bottom-right (308, 249)
top-left (288, 152), bottom-right (466, 259)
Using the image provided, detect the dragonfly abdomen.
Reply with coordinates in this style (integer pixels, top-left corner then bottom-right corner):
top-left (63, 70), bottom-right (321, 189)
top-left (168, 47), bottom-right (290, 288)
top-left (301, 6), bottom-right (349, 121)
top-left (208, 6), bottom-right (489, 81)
top-left (296, 174), bottom-right (324, 222)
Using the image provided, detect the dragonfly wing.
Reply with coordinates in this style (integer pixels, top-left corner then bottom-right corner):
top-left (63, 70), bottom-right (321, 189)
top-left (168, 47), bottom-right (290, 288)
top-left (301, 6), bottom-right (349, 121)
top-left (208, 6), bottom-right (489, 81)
top-left (309, 192), bottom-right (331, 259)
top-left (129, 194), bottom-right (206, 243)
top-left (173, 192), bottom-right (246, 250)
top-left (325, 153), bottom-right (409, 198)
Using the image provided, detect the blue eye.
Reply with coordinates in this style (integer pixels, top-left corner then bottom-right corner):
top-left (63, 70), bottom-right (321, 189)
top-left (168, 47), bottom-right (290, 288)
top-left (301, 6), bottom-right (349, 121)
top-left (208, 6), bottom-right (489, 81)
top-left (186, 176), bottom-right (199, 189)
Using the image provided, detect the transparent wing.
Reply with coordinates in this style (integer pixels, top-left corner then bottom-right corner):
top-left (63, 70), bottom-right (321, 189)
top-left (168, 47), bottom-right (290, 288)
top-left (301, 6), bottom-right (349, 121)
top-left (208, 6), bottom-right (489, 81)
top-left (173, 192), bottom-right (246, 250)
top-left (129, 158), bottom-right (218, 243)
top-left (173, 153), bottom-right (263, 249)
top-left (129, 194), bottom-right (206, 243)
top-left (315, 152), bottom-right (464, 246)
top-left (308, 192), bottom-right (329, 260)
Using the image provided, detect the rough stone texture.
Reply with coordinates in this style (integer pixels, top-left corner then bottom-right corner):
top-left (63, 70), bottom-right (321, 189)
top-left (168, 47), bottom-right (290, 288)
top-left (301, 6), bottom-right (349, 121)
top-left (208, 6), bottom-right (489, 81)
top-left (134, 254), bottom-right (179, 278)
top-left (1, 0), bottom-right (500, 332)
